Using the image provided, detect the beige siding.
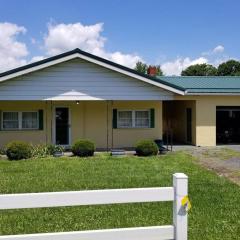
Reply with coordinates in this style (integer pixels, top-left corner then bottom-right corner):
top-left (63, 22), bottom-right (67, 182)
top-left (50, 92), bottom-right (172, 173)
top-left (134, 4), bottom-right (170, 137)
top-left (175, 95), bottom-right (240, 146)
top-left (2, 96), bottom-right (240, 148)
top-left (0, 101), bottom-right (50, 147)
top-left (0, 100), bottom-right (162, 149)
top-left (194, 96), bottom-right (240, 146)
top-left (112, 101), bottom-right (162, 148)
top-left (195, 99), bottom-right (216, 146)
top-left (0, 59), bottom-right (173, 101)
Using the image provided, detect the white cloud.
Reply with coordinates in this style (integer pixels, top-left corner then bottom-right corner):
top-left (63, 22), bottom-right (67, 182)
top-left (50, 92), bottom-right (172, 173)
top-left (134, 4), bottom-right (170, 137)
top-left (202, 45), bottom-right (225, 56)
top-left (161, 57), bottom-right (208, 76)
top-left (213, 45), bottom-right (224, 53)
top-left (44, 22), bottom-right (105, 56)
top-left (161, 45), bottom-right (226, 75)
top-left (43, 22), bottom-right (142, 68)
top-left (0, 21), bottom-right (231, 77)
top-left (0, 22), bottom-right (28, 72)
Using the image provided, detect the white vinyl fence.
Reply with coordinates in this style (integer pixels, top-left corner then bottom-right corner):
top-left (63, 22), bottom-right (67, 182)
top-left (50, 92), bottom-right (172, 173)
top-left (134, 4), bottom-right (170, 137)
top-left (0, 173), bottom-right (189, 240)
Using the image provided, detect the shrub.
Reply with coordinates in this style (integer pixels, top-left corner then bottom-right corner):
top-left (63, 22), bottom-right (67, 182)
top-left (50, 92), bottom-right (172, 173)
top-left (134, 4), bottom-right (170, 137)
top-left (135, 139), bottom-right (159, 156)
top-left (72, 139), bottom-right (95, 157)
top-left (47, 144), bottom-right (64, 155)
top-left (31, 144), bottom-right (64, 158)
top-left (6, 141), bottom-right (32, 160)
top-left (31, 144), bottom-right (50, 158)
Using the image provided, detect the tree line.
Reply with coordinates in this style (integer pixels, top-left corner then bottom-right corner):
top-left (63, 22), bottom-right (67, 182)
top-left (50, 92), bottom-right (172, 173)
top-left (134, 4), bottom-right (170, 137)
top-left (134, 59), bottom-right (240, 76)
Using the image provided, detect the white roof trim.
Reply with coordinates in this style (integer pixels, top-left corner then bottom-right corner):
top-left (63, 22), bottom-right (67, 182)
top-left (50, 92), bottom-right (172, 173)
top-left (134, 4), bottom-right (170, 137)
top-left (0, 52), bottom-right (185, 95)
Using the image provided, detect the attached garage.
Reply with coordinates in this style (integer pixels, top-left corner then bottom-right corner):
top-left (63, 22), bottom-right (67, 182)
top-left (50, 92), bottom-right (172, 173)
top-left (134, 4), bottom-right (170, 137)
top-left (216, 107), bottom-right (240, 144)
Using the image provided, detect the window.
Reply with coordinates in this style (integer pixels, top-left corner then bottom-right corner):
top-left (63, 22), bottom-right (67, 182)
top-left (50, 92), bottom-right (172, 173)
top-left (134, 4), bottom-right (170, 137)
top-left (2, 111), bottom-right (38, 130)
top-left (22, 112), bottom-right (38, 129)
top-left (135, 110), bottom-right (150, 128)
top-left (2, 112), bottom-right (19, 130)
top-left (117, 110), bottom-right (150, 128)
top-left (118, 111), bottom-right (132, 128)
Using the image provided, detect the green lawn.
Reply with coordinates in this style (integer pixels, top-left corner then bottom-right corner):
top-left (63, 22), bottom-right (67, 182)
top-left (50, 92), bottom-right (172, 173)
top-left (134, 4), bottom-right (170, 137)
top-left (0, 152), bottom-right (239, 239)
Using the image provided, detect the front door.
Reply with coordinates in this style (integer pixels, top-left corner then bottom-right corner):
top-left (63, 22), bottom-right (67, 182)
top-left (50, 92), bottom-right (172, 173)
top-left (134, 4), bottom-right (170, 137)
top-left (55, 107), bottom-right (69, 145)
top-left (186, 108), bottom-right (192, 143)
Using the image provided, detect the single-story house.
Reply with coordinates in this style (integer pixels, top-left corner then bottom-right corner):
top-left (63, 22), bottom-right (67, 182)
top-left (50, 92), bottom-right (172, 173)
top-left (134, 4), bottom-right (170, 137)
top-left (0, 48), bottom-right (240, 149)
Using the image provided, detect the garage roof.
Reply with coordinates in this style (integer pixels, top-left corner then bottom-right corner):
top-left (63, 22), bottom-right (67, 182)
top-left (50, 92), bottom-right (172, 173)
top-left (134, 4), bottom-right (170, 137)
top-left (156, 76), bottom-right (240, 94)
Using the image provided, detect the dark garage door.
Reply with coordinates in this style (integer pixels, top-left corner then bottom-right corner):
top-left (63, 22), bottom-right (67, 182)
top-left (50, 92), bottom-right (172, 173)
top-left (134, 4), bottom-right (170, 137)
top-left (216, 107), bottom-right (240, 144)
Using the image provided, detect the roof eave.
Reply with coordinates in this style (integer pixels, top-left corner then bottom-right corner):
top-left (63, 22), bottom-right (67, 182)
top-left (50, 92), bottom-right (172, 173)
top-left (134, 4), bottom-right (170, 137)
top-left (186, 91), bottom-right (240, 95)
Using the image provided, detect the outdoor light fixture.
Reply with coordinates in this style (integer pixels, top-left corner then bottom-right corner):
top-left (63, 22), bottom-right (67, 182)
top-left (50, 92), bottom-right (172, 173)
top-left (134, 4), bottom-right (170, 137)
top-left (76, 101), bottom-right (80, 105)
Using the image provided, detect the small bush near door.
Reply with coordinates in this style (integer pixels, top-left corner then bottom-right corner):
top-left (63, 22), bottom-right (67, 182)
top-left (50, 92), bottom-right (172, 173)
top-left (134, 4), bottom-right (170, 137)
top-left (135, 139), bottom-right (159, 156)
top-left (31, 144), bottom-right (64, 158)
top-left (72, 139), bottom-right (95, 157)
top-left (6, 141), bottom-right (32, 160)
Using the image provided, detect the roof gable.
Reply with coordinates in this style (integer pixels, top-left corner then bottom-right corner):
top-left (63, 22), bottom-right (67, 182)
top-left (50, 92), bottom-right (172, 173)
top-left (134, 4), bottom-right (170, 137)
top-left (0, 48), bottom-right (184, 95)
top-left (0, 58), bottom-right (174, 101)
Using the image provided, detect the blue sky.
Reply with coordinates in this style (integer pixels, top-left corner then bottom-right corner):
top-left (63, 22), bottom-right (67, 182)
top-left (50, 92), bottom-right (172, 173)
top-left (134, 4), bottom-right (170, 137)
top-left (0, 0), bottom-right (239, 75)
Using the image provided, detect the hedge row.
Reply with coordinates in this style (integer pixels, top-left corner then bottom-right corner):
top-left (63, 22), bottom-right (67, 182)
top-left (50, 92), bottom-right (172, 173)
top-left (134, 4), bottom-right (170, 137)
top-left (2, 139), bottom-right (159, 160)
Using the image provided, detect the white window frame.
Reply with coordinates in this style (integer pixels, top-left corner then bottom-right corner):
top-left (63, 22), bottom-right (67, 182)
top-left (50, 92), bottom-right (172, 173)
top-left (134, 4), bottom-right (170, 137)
top-left (117, 110), bottom-right (150, 129)
top-left (2, 111), bottom-right (39, 130)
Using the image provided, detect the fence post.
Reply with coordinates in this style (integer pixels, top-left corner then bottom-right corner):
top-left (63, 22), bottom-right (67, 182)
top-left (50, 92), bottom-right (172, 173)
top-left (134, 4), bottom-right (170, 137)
top-left (173, 173), bottom-right (188, 240)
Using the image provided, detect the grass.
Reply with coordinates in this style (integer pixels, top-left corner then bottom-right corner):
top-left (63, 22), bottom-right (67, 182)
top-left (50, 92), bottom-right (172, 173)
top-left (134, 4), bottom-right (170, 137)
top-left (0, 152), bottom-right (240, 239)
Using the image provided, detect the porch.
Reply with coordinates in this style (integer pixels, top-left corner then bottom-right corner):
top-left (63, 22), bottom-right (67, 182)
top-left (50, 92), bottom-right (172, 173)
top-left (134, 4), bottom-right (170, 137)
top-left (0, 100), bottom-right (162, 149)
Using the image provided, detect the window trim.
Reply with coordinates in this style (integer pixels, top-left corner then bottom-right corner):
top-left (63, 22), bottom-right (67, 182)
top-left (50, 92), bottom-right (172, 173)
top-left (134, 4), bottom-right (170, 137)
top-left (117, 109), bottom-right (151, 129)
top-left (2, 111), bottom-right (39, 130)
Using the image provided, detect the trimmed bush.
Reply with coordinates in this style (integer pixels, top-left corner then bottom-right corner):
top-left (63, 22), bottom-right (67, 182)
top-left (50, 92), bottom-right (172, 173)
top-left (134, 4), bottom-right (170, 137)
top-left (72, 139), bottom-right (95, 157)
top-left (135, 139), bottom-right (159, 156)
top-left (6, 141), bottom-right (32, 160)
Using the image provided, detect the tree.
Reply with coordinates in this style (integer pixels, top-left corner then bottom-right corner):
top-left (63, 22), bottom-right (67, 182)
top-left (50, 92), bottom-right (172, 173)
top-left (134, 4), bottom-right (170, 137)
top-left (217, 60), bottom-right (240, 76)
top-left (156, 65), bottom-right (163, 76)
top-left (134, 62), bottom-right (148, 74)
top-left (181, 64), bottom-right (218, 76)
top-left (134, 62), bottom-right (163, 76)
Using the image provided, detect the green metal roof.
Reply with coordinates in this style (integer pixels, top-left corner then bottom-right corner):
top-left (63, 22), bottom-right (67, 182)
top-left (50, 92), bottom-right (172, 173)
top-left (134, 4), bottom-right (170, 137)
top-left (156, 76), bottom-right (240, 94)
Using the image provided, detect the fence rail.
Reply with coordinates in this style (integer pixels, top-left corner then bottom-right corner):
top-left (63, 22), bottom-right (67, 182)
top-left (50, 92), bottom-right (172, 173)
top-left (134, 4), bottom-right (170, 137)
top-left (0, 173), bottom-right (188, 240)
top-left (0, 187), bottom-right (174, 210)
top-left (0, 226), bottom-right (174, 240)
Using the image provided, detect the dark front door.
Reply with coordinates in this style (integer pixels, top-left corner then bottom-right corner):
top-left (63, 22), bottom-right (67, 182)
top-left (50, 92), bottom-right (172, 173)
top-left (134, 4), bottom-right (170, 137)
top-left (55, 107), bottom-right (69, 145)
top-left (186, 108), bottom-right (192, 143)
